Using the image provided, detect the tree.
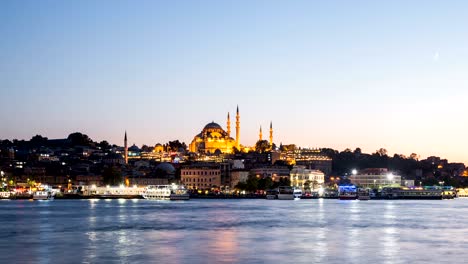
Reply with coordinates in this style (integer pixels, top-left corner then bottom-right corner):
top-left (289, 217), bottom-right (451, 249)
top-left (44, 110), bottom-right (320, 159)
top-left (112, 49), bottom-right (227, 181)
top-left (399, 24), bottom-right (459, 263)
top-left (232, 146), bottom-right (241, 154)
top-left (255, 140), bottom-right (270, 153)
top-left (167, 140), bottom-right (186, 152)
top-left (30, 135), bottom-right (48, 147)
top-left (98, 140), bottom-right (110, 151)
top-left (258, 177), bottom-right (273, 191)
top-left (102, 166), bottom-right (123, 186)
top-left (140, 144), bottom-right (153, 152)
top-left (375, 148), bottom-right (388, 157)
top-left (410, 153), bottom-right (420, 161)
top-left (68, 132), bottom-right (93, 146)
top-left (303, 180), bottom-right (311, 192)
top-left (245, 176), bottom-right (259, 193)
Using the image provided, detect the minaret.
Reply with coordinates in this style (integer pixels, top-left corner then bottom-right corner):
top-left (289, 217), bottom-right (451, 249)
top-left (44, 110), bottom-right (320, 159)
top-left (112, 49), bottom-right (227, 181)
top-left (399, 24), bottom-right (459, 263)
top-left (235, 105), bottom-right (240, 149)
top-left (269, 121), bottom-right (273, 146)
top-left (227, 112), bottom-right (231, 137)
top-left (259, 126), bottom-right (263, 141)
top-left (124, 131), bottom-right (128, 164)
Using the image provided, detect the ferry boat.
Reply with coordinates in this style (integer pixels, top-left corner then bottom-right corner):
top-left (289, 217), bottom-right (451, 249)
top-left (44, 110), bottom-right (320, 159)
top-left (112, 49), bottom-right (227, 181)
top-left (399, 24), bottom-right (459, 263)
top-left (265, 189), bottom-right (278, 200)
top-left (277, 186), bottom-right (295, 200)
top-left (381, 187), bottom-right (456, 200)
top-left (141, 185), bottom-right (190, 200)
top-left (357, 189), bottom-right (370, 200)
top-left (338, 185), bottom-right (357, 200)
top-left (0, 191), bottom-right (11, 199)
top-left (33, 191), bottom-right (54, 201)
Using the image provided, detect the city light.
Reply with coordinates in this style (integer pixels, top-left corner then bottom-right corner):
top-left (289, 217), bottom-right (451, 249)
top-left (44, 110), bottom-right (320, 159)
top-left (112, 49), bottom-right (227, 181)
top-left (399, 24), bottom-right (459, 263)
top-left (352, 169), bottom-right (358, 175)
top-left (387, 173), bottom-right (394, 180)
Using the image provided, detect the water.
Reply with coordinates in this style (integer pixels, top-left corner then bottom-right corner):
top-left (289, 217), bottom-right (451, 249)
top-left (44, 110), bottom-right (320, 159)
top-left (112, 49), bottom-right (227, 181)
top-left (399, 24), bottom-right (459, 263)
top-left (1, 198), bottom-right (467, 264)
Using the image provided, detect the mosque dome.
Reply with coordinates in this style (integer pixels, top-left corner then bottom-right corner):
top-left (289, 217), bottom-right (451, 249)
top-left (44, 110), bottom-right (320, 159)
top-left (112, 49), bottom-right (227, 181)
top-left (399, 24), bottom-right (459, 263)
top-left (155, 162), bottom-right (176, 174)
top-left (203, 122), bottom-right (222, 130)
top-left (128, 144), bottom-right (140, 152)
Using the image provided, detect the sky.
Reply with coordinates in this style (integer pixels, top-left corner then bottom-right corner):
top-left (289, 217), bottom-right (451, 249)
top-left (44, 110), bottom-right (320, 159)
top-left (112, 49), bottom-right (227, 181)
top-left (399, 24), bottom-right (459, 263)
top-left (1, 0), bottom-right (467, 163)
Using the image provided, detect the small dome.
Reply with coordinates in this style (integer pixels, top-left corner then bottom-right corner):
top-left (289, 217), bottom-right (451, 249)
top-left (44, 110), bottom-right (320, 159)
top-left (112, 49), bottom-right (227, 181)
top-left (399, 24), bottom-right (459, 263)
top-left (204, 122), bottom-right (222, 130)
top-left (155, 143), bottom-right (163, 147)
top-left (155, 162), bottom-right (176, 174)
top-left (128, 144), bottom-right (140, 152)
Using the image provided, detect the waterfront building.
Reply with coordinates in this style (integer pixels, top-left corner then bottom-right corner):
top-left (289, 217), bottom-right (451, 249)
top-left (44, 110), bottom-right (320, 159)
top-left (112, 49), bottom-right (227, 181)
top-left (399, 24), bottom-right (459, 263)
top-left (280, 148), bottom-right (332, 174)
top-left (181, 166), bottom-right (222, 190)
top-left (250, 166), bottom-right (290, 181)
top-left (230, 169), bottom-right (249, 188)
top-left (350, 168), bottom-right (401, 188)
top-left (76, 175), bottom-right (103, 186)
top-left (290, 165), bottom-right (325, 190)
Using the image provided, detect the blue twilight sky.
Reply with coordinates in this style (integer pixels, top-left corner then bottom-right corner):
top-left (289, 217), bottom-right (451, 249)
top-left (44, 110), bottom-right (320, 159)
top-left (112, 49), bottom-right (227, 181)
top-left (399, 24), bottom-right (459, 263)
top-left (1, 0), bottom-right (467, 163)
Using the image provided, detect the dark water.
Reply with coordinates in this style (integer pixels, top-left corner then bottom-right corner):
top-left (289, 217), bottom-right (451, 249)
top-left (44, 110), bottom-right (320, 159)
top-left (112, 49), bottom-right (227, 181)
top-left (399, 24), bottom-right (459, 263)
top-left (1, 198), bottom-right (467, 264)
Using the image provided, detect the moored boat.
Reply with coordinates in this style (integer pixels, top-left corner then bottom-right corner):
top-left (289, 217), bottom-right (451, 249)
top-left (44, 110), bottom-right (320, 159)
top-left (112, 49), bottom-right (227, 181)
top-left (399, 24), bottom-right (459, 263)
top-left (338, 185), bottom-right (357, 200)
top-left (33, 191), bottom-right (54, 201)
top-left (142, 184), bottom-right (190, 200)
top-left (277, 186), bottom-right (295, 200)
top-left (293, 188), bottom-right (302, 200)
top-left (0, 191), bottom-right (11, 199)
top-left (265, 189), bottom-right (278, 200)
top-left (357, 189), bottom-right (370, 200)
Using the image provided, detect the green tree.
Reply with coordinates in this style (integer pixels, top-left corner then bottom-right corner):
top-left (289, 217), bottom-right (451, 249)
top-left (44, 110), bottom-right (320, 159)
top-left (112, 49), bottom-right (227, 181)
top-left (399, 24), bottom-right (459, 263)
top-left (258, 177), bottom-right (273, 191)
top-left (245, 176), bottom-right (259, 193)
top-left (102, 167), bottom-right (123, 186)
top-left (303, 180), bottom-right (311, 192)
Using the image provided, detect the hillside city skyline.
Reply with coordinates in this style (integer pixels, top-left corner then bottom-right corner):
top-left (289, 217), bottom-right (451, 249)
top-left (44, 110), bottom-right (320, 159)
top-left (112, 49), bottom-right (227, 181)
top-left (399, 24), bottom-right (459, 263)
top-left (2, 1), bottom-right (467, 164)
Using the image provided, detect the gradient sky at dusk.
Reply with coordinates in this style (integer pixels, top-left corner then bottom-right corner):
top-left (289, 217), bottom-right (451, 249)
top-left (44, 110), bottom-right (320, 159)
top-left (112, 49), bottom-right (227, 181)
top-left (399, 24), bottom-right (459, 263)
top-left (1, 0), bottom-right (467, 163)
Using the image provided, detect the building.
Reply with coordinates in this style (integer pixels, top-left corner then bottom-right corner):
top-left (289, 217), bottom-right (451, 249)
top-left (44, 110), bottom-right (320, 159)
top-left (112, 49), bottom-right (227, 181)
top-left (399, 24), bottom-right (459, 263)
top-left (230, 169), bottom-right (249, 188)
top-left (189, 106), bottom-right (274, 154)
top-left (290, 165), bottom-right (325, 190)
top-left (283, 148), bottom-right (332, 174)
top-left (181, 166), bottom-right (222, 190)
top-left (189, 106), bottom-right (241, 154)
top-left (349, 168), bottom-right (401, 188)
top-left (250, 166), bottom-right (290, 181)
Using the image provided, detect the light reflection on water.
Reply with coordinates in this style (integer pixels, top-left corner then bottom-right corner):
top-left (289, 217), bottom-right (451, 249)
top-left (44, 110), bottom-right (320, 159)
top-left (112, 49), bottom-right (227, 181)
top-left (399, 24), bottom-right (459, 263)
top-left (1, 199), bottom-right (468, 263)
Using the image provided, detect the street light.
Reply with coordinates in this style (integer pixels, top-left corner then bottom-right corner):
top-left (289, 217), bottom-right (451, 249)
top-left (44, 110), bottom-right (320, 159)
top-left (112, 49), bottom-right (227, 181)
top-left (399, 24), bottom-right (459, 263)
top-left (387, 173), bottom-right (394, 180)
top-left (352, 169), bottom-right (358, 175)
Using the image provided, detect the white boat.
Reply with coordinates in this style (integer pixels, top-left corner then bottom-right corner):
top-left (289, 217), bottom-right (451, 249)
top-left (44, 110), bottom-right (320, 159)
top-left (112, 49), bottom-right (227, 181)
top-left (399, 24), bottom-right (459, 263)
top-left (277, 186), bottom-right (295, 200)
top-left (141, 185), bottom-right (190, 200)
top-left (293, 188), bottom-right (302, 200)
top-left (33, 191), bottom-right (54, 200)
top-left (169, 185), bottom-right (190, 200)
top-left (0, 191), bottom-right (11, 199)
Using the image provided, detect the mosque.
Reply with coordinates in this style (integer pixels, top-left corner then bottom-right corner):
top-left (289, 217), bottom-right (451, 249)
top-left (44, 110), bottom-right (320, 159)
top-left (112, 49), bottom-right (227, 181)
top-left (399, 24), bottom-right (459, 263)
top-left (189, 106), bottom-right (273, 154)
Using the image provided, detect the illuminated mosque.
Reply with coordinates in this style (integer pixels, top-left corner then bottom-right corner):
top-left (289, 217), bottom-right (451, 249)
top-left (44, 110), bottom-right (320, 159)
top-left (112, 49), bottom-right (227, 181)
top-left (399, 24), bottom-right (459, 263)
top-left (189, 106), bottom-right (273, 154)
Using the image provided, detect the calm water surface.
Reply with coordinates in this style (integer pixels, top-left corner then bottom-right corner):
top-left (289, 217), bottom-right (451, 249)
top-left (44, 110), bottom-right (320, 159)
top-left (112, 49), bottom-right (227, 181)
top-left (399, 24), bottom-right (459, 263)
top-left (1, 198), bottom-right (467, 263)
